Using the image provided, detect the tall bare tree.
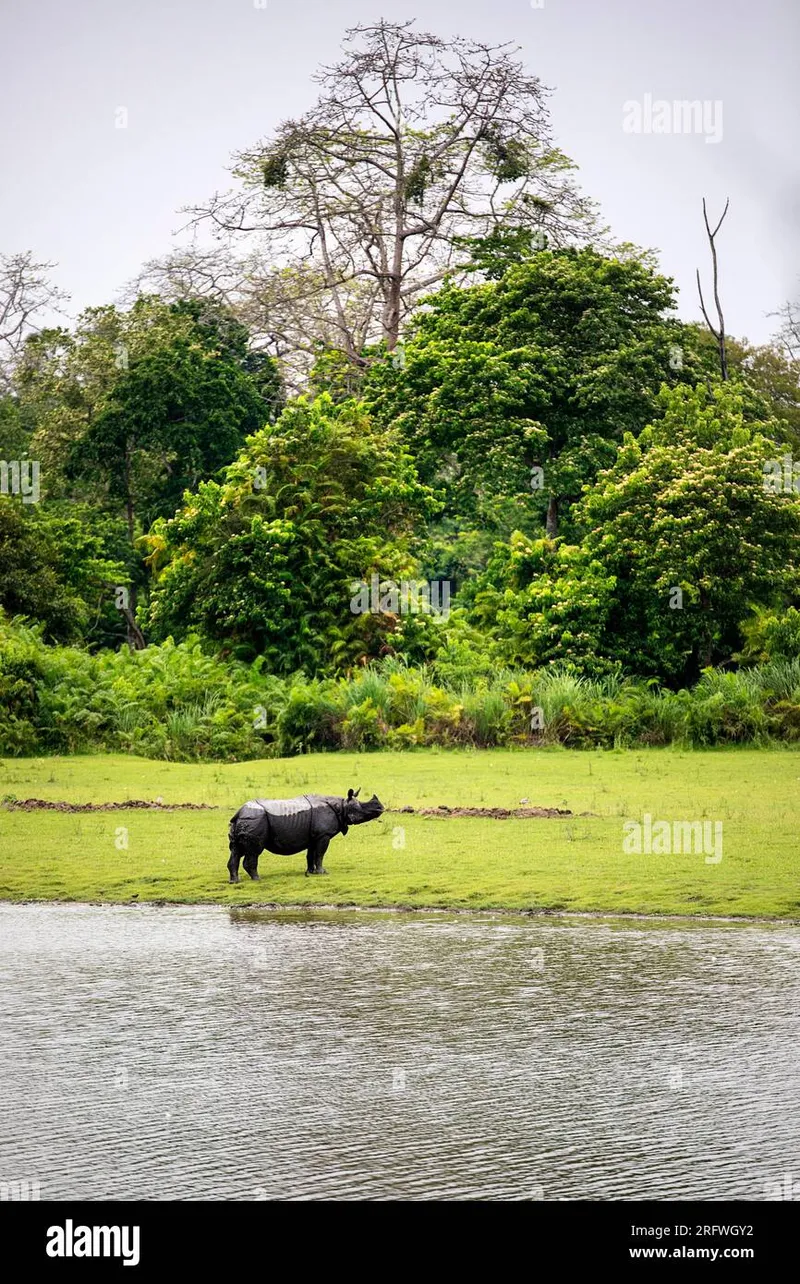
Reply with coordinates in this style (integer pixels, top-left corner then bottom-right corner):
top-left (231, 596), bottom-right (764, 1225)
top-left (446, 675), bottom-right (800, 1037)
top-left (136, 20), bottom-right (596, 387)
top-left (696, 197), bottom-right (730, 381)
top-left (0, 251), bottom-right (69, 391)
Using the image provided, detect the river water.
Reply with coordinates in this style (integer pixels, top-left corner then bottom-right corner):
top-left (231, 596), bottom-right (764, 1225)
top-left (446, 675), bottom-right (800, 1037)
top-left (1, 903), bottom-right (798, 1201)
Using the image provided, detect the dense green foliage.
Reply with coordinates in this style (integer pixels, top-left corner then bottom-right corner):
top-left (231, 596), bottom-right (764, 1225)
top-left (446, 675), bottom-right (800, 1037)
top-left (3, 295), bottom-right (281, 647)
top-left (364, 247), bottom-right (701, 538)
top-left (466, 384), bottom-right (800, 681)
top-left (2, 237), bottom-right (799, 715)
top-left (0, 503), bottom-right (131, 646)
top-left (18, 297), bottom-right (280, 525)
top-left (142, 394), bottom-right (439, 670)
top-left (3, 616), bottom-right (800, 761)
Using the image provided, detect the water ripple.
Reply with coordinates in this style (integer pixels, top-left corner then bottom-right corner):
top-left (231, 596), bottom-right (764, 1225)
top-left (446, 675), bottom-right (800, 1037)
top-left (0, 904), bottom-right (798, 1201)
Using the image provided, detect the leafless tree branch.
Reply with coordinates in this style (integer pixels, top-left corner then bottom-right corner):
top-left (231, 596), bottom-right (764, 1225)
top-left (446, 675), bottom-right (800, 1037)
top-left (696, 197), bottom-right (730, 381)
top-left (133, 19), bottom-right (597, 388)
top-left (0, 252), bottom-right (69, 391)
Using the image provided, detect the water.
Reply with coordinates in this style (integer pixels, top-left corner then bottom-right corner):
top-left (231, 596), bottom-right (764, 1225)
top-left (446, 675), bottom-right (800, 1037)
top-left (1, 903), bottom-right (798, 1201)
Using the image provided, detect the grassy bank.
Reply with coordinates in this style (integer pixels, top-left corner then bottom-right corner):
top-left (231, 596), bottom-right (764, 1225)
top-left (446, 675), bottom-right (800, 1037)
top-left (0, 749), bottom-right (797, 918)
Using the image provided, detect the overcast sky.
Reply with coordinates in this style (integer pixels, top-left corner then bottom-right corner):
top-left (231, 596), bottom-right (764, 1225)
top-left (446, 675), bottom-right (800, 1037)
top-left (1, 0), bottom-right (797, 344)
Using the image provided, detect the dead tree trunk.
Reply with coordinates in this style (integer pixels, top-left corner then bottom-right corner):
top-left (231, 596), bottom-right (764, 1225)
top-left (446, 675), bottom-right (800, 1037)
top-left (545, 494), bottom-right (559, 539)
top-left (696, 197), bottom-right (730, 381)
top-left (121, 591), bottom-right (146, 651)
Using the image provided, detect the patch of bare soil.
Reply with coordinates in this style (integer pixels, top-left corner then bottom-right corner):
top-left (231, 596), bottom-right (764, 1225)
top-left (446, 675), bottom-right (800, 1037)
top-left (1, 799), bottom-right (217, 812)
top-left (391, 805), bottom-right (572, 819)
top-left (3, 799), bottom-right (574, 819)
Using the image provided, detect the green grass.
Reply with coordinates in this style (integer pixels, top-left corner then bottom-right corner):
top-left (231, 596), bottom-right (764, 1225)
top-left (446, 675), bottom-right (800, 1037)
top-left (0, 748), bottom-right (798, 918)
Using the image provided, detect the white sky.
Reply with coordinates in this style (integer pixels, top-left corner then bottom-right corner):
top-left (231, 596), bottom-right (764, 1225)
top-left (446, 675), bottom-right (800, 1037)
top-left (1, 0), bottom-right (797, 344)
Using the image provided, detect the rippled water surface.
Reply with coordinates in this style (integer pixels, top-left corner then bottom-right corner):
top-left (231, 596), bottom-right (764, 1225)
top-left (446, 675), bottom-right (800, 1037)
top-left (1, 904), bottom-right (798, 1201)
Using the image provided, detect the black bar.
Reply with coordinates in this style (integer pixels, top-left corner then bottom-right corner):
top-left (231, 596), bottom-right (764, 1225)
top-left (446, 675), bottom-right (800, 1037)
top-left (3, 1200), bottom-right (795, 1272)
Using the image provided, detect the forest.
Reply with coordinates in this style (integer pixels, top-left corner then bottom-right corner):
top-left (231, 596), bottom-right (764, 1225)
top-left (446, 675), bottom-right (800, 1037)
top-left (2, 20), bottom-right (799, 761)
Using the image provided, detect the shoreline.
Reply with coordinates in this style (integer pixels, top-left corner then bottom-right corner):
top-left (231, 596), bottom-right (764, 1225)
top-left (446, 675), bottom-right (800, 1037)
top-left (2, 896), bottom-right (797, 926)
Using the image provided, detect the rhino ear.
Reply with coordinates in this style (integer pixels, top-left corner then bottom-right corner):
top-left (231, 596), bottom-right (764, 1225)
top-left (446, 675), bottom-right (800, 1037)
top-left (347, 788), bottom-right (355, 800)
top-left (354, 786), bottom-right (361, 798)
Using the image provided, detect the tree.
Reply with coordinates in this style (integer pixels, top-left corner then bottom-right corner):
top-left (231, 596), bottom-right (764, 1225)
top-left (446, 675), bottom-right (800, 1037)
top-left (70, 320), bottom-right (273, 541)
top-left (577, 384), bottom-right (800, 678)
top-left (695, 198), bottom-right (730, 381)
top-left (0, 393), bottom-right (31, 459)
top-left (686, 324), bottom-right (800, 450)
top-left (772, 293), bottom-right (800, 361)
top-left (0, 252), bottom-right (68, 391)
top-left (0, 501), bottom-right (129, 645)
top-left (365, 247), bottom-right (694, 540)
top-left (18, 296), bottom-right (280, 534)
top-left (466, 531), bottom-right (617, 676)
top-left (139, 20), bottom-right (595, 386)
top-left (13, 295), bottom-right (279, 648)
top-left (143, 394), bottom-right (440, 673)
top-left (470, 384), bottom-right (800, 682)
top-left (737, 605), bottom-right (800, 663)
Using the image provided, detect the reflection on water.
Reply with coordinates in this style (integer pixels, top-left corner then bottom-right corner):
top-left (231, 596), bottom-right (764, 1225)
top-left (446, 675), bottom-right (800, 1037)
top-left (0, 904), bottom-right (798, 1201)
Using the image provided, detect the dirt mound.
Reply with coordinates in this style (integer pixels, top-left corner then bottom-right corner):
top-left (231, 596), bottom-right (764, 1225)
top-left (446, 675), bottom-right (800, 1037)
top-left (392, 805), bottom-right (572, 819)
top-left (1, 799), bottom-right (218, 812)
top-left (3, 799), bottom-right (572, 819)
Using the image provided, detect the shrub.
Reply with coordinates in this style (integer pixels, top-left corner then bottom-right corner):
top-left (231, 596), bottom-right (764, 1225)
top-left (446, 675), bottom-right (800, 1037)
top-left (2, 615), bottom-right (800, 760)
top-left (274, 681), bottom-right (343, 756)
top-left (685, 671), bottom-right (769, 745)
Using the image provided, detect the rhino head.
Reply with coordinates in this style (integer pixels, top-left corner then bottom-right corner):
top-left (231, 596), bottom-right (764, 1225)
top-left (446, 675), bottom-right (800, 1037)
top-left (344, 787), bottom-right (384, 828)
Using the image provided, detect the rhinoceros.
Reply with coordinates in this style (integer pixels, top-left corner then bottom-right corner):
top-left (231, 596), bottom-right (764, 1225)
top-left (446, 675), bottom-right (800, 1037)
top-left (227, 788), bottom-right (384, 882)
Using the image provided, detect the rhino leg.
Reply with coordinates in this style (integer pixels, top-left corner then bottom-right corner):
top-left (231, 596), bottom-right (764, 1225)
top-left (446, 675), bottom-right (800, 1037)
top-left (305, 836), bottom-right (330, 876)
top-left (228, 822), bottom-right (241, 884)
top-left (229, 817), bottom-right (262, 882)
top-left (315, 837), bottom-right (330, 874)
top-left (242, 852), bottom-right (260, 881)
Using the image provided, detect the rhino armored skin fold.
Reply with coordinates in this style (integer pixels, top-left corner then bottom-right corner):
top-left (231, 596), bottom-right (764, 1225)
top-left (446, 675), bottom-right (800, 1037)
top-left (227, 788), bottom-right (384, 881)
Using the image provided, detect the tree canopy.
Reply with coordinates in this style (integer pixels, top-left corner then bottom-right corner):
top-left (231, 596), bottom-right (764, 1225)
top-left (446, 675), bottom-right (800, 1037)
top-left (467, 384), bottom-right (800, 682)
top-left (19, 296), bottom-right (280, 536)
top-left (365, 246), bottom-right (697, 539)
top-left (137, 19), bottom-right (595, 387)
top-left (143, 394), bottom-right (439, 672)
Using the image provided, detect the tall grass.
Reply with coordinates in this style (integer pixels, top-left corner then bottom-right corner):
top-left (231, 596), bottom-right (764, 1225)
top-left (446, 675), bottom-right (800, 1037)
top-left (2, 618), bottom-right (800, 761)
